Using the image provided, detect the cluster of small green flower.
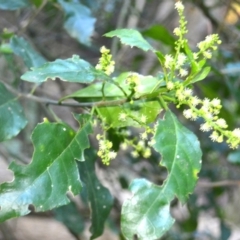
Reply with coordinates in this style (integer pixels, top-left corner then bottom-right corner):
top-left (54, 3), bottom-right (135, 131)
top-left (126, 73), bottom-right (141, 93)
top-left (118, 111), bottom-right (157, 159)
top-left (163, 2), bottom-right (240, 148)
top-left (96, 134), bottom-right (117, 165)
top-left (166, 81), bottom-right (240, 148)
top-left (95, 46), bottom-right (115, 75)
top-left (165, 1), bottom-right (221, 81)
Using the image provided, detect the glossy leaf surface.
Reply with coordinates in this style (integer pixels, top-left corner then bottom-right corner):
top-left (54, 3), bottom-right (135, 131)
top-left (21, 55), bottom-right (109, 83)
top-left (10, 36), bottom-right (46, 68)
top-left (121, 110), bottom-right (202, 239)
top-left (105, 29), bottom-right (155, 52)
top-left (0, 82), bottom-right (27, 142)
top-left (78, 150), bottom-right (113, 239)
top-left (58, 0), bottom-right (96, 46)
top-left (0, 114), bottom-right (92, 222)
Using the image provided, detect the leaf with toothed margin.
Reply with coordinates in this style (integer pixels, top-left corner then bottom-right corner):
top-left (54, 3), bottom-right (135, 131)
top-left (121, 110), bottom-right (202, 240)
top-left (0, 114), bottom-right (92, 222)
top-left (21, 55), bottom-right (110, 83)
top-left (153, 110), bottom-right (202, 202)
top-left (104, 29), bottom-right (155, 52)
top-left (0, 82), bottom-right (27, 142)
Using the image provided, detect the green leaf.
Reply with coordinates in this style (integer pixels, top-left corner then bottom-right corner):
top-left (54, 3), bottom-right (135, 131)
top-left (155, 51), bottom-right (165, 65)
top-left (153, 110), bottom-right (202, 202)
top-left (10, 36), bottom-right (46, 68)
top-left (184, 41), bottom-right (194, 62)
top-left (21, 55), bottom-right (109, 83)
top-left (78, 150), bottom-right (113, 239)
top-left (104, 29), bottom-right (154, 52)
top-left (142, 25), bottom-right (175, 47)
top-left (58, 0), bottom-right (96, 46)
top-left (61, 72), bottom-right (164, 128)
top-left (61, 72), bottom-right (130, 102)
top-left (61, 72), bottom-right (164, 102)
top-left (0, 0), bottom-right (30, 10)
top-left (97, 100), bottom-right (162, 128)
top-left (54, 202), bottom-right (85, 236)
top-left (121, 110), bottom-right (202, 239)
top-left (191, 66), bottom-right (211, 83)
top-left (0, 114), bottom-right (92, 222)
top-left (0, 82), bottom-right (27, 142)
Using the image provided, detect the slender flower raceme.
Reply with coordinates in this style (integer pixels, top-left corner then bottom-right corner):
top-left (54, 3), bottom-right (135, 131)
top-left (97, 134), bottom-right (117, 165)
top-left (95, 46), bottom-right (115, 75)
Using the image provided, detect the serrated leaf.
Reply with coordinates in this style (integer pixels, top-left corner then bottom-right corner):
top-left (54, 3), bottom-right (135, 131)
top-left (121, 110), bottom-right (202, 240)
top-left (0, 114), bottom-right (92, 222)
top-left (0, 82), bottom-right (27, 142)
top-left (154, 110), bottom-right (202, 202)
top-left (78, 149), bottom-right (113, 239)
top-left (104, 29), bottom-right (154, 52)
top-left (0, 0), bottom-right (30, 10)
top-left (10, 36), bottom-right (46, 68)
top-left (54, 202), bottom-right (85, 236)
top-left (58, 0), bottom-right (96, 46)
top-left (21, 55), bottom-right (109, 83)
top-left (191, 66), bottom-right (211, 83)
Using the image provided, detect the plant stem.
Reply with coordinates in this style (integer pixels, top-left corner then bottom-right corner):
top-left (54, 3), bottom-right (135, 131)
top-left (158, 95), bottom-right (168, 110)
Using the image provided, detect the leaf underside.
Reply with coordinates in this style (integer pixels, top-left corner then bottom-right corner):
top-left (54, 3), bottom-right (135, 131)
top-left (121, 110), bottom-right (202, 240)
top-left (0, 114), bottom-right (92, 222)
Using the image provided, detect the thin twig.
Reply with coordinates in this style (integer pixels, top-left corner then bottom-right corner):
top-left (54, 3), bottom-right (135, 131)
top-left (2, 80), bottom-right (128, 107)
top-left (21, 91), bottom-right (127, 107)
top-left (198, 180), bottom-right (240, 188)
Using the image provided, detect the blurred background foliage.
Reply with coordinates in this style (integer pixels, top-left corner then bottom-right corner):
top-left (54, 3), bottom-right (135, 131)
top-left (1, 0), bottom-right (240, 239)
